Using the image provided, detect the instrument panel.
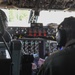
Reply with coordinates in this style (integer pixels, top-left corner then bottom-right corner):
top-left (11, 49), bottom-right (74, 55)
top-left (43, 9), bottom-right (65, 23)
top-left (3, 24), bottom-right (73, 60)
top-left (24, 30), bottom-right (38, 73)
top-left (7, 25), bottom-right (58, 59)
top-left (7, 25), bottom-right (56, 40)
top-left (7, 25), bottom-right (57, 58)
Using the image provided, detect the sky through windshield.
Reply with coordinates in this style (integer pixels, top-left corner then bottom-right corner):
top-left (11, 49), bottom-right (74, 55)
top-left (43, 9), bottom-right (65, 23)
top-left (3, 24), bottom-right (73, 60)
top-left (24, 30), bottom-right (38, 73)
top-left (38, 10), bottom-right (75, 26)
top-left (2, 9), bottom-right (75, 27)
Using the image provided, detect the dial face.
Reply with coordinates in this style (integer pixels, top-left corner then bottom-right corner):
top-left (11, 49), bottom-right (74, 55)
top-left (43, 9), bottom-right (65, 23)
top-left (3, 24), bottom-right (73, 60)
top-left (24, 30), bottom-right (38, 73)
top-left (47, 28), bottom-right (56, 39)
top-left (21, 28), bottom-right (27, 34)
top-left (50, 41), bottom-right (57, 53)
top-left (47, 28), bottom-right (53, 35)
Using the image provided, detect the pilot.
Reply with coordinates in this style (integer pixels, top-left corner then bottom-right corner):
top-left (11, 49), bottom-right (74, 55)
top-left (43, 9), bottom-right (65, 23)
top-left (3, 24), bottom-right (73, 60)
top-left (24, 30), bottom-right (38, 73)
top-left (37, 16), bottom-right (75, 75)
top-left (0, 9), bottom-right (11, 43)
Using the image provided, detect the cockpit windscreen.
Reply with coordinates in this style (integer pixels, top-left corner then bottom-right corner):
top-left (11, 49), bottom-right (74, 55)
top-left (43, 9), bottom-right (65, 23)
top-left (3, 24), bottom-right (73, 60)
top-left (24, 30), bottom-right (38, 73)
top-left (2, 9), bottom-right (75, 27)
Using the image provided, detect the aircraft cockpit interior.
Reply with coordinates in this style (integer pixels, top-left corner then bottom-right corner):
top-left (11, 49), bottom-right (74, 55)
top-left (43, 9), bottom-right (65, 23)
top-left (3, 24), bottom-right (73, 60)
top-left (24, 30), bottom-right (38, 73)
top-left (0, 0), bottom-right (75, 75)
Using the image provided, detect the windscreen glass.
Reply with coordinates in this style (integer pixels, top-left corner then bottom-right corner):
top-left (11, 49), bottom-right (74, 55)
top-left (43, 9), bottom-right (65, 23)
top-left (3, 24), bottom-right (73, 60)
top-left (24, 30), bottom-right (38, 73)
top-left (2, 9), bottom-right (75, 27)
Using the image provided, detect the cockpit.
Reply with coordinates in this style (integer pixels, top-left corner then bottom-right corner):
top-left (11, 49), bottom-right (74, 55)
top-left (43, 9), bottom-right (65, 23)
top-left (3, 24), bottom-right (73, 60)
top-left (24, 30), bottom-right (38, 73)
top-left (0, 0), bottom-right (75, 75)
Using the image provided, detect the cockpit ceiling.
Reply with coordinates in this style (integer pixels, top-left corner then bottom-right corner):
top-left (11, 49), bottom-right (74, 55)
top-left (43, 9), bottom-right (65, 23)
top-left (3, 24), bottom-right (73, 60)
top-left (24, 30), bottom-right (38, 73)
top-left (0, 0), bottom-right (75, 11)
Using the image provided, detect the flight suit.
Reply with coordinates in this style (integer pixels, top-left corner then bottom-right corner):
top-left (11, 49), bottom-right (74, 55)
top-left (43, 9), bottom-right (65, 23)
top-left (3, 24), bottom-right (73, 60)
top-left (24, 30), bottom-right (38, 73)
top-left (37, 39), bottom-right (75, 75)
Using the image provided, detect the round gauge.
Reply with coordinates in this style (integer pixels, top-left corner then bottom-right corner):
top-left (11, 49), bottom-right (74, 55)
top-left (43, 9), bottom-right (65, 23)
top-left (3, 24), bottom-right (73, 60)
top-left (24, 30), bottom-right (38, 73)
top-left (25, 28), bottom-right (27, 34)
top-left (47, 28), bottom-right (51, 34)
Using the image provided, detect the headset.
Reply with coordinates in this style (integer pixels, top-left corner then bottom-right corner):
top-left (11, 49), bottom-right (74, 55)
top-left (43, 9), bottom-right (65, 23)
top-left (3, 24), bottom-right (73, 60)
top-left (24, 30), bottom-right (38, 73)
top-left (56, 25), bottom-right (67, 47)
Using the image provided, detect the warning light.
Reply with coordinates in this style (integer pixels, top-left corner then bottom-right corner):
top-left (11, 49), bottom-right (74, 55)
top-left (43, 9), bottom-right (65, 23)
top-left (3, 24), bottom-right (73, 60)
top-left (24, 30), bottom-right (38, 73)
top-left (29, 30), bottom-right (32, 36)
top-left (38, 33), bottom-right (42, 36)
top-left (34, 30), bottom-right (37, 37)
top-left (29, 33), bottom-right (32, 36)
top-left (44, 30), bottom-right (47, 36)
top-left (44, 33), bottom-right (46, 36)
top-left (34, 33), bottom-right (37, 36)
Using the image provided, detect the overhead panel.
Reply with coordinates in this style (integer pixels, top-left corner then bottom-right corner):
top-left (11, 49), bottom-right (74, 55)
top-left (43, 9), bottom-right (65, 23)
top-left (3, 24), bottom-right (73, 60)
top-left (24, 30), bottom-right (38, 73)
top-left (0, 0), bottom-right (75, 10)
